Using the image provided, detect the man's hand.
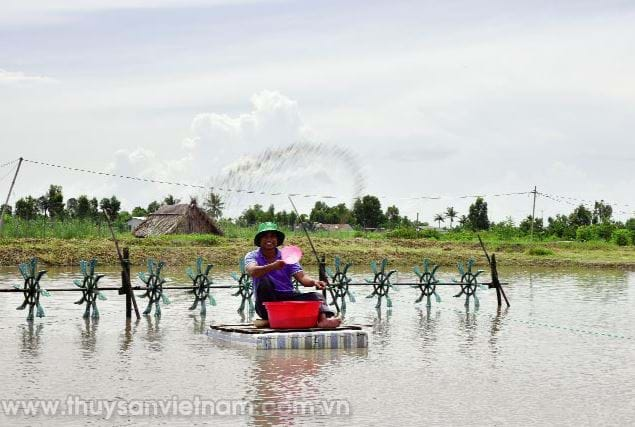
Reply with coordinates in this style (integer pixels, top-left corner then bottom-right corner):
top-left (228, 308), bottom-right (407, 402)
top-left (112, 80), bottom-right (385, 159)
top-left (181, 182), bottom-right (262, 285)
top-left (312, 280), bottom-right (327, 290)
top-left (271, 260), bottom-right (286, 270)
top-left (246, 259), bottom-right (286, 278)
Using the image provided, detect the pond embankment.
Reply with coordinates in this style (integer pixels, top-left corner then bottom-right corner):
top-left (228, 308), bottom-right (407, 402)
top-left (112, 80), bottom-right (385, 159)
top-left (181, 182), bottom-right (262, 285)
top-left (1, 237), bottom-right (634, 268)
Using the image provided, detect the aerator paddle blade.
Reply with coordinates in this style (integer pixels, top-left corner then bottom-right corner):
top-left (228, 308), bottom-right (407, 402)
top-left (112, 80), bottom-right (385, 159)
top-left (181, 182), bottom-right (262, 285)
top-left (280, 245), bottom-right (303, 264)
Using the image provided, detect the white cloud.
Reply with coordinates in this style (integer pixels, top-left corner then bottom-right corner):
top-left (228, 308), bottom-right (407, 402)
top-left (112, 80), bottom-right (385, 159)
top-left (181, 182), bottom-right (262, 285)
top-left (0, 69), bottom-right (56, 85)
top-left (98, 91), bottom-right (360, 215)
top-left (103, 148), bottom-right (196, 208)
top-left (186, 90), bottom-right (310, 162)
top-left (1, 0), bottom-right (286, 26)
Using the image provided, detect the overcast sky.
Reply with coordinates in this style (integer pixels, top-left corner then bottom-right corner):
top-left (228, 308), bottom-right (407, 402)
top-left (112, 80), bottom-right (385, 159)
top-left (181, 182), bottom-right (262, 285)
top-left (1, 0), bottom-right (634, 223)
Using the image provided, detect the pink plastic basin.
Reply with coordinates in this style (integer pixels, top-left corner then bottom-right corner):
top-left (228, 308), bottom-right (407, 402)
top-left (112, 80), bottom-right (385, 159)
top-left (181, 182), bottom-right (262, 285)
top-left (263, 301), bottom-right (321, 329)
top-left (280, 245), bottom-right (303, 264)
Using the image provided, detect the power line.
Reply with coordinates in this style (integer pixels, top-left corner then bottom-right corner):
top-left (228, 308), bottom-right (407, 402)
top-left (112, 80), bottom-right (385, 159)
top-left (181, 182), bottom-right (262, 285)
top-left (540, 191), bottom-right (633, 209)
top-left (0, 158), bottom-right (20, 169)
top-left (16, 158), bottom-right (635, 216)
top-left (22, 158), bottom-right (339, 200)
top-left (539, 192), bottom-right (634, 216)
top-left (0, 163), bottom-right (18, 184)
top-left (24, 158), bottom-right (530, 203)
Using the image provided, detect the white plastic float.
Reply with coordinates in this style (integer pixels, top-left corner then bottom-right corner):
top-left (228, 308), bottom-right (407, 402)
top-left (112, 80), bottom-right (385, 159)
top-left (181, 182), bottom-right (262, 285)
top-left (207, 324), bottom-right (368, 350)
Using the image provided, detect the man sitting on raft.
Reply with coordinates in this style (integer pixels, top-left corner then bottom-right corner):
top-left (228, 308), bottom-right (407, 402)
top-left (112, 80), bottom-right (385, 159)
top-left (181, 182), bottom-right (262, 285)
top-left (245, 222), bottom-right (342, 329)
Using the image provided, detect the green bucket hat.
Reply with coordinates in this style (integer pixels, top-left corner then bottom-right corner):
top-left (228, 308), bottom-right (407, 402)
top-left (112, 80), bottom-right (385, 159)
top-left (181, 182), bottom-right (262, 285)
top-left (254, 222), bottom-right (285, 246)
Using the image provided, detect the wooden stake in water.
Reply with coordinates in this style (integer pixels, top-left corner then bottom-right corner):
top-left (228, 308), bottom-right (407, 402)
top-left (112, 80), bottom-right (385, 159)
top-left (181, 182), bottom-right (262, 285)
top-left (477, 234), bottom-right (510, 307)
top-left (102, 209), bottom-right (141, 319)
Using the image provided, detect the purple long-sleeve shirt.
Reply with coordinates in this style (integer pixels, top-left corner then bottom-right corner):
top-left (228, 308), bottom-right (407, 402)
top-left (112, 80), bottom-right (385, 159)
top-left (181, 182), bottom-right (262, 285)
top-left (244, 248), bottom-right (303, 292)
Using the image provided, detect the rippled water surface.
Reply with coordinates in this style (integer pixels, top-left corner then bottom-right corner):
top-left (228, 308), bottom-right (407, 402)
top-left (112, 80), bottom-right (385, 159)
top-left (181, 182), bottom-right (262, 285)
top-left (1, 264), bottom-right (634, 426)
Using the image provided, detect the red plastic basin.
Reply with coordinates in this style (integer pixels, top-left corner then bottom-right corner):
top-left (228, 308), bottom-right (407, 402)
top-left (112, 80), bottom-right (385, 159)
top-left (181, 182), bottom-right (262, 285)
top-left (263, 301), bottom-right (321, 329)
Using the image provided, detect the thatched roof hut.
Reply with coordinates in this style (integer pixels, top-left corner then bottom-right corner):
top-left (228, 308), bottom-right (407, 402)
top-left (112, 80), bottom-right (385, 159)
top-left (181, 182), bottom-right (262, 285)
top-left (133, 201), bottom-right (223, 237)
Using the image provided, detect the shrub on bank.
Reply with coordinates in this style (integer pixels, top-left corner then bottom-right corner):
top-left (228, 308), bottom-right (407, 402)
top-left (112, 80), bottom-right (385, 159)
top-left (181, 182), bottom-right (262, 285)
top-left (611, 229), bottom-right (632, 246)
top-left (526, 246), bottom-right (555, 256)
top-left (385, 227), bottom-right (440, 240)
top-left (576, 225), bottom-right (599, 242)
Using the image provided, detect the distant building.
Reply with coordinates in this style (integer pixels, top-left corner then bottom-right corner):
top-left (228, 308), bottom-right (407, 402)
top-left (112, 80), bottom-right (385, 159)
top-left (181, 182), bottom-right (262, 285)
top-left (315, 223), bottom-right (354, 232)
top-left (133, 201), bottom-right (223, 237)
top-left (126, 217), bottom-right (146, 231)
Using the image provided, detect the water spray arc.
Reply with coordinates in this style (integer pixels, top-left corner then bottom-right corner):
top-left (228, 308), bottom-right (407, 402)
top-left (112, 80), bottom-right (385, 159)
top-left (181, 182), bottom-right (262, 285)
top-left (209, 142), bottom-right (366, 212)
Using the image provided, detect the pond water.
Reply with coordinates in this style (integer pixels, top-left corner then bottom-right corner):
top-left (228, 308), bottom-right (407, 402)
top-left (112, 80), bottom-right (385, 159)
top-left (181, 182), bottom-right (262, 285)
top-left (0, 264), bottom-right (634, 426)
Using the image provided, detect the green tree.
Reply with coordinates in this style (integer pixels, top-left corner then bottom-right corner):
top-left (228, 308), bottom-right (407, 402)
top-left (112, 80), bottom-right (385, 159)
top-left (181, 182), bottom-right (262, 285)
top-left (131, 206), bottom-right (147, 217)
top-left (310, 201), bottom-right (331, 223)
top-left (353, 195), bottom-right (384, 228)
top-left (264, 204), bottom-right (275, 222)
top-left (100, 196), bottom-right (121, 219)
top-left (15, 196), bottom-right (39, 220)
top-left (118, 211), bottom-right (132, 223)
top-left (239, 204), bottom-right (265, 226)
top-left (147, 201), bottom-right (160, 214)
top-left (592, 200), bottom-right (613, 224)
top-left (385, 205), bottom-right (400, 228)
top-left (163, 194), bottom-right (180, 205)
top-left (275, 210), bottom-right (289, 226)
top-left (433, 213), bottom-right (445, 229)
top-left (76, 195), bottom-right (92, 219)
top-left (310, 201), bottom-right (353, 224)
top-left (569, 204), bottom-right (592, 228)
top-left (37, 195), bottom-right (50, 217)
top-left (445, 206), bottom-right (458, 229)
top-left (37, 185), bottom-right (64, 218)
top-left (519, 216), bottom-right (544, 235)
top-left (46, 185), bottom-right (65, 218)
top-left (66, 198), bottom-right (78, 218)
top-left (547, 214), bottom-right (575, 239)
top-left (288, 211), bottom-right (297, 229)
top-left (467, 197), bottom-right (490, 231)
top-left (204, 191), bottom-right (224, 219)
top-left (1, 204), bottom-right (12, 217)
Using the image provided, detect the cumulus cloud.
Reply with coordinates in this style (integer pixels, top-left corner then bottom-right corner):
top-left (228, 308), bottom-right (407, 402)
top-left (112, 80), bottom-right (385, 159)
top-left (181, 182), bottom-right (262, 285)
top-left (102, 91), bottom-right (345, 214)
top-left (185, 90), bottom-right (311, 162)
top-left (0, 69), bottom-right (56, 85)
top-left (103, 148), bottom-right (195, 208)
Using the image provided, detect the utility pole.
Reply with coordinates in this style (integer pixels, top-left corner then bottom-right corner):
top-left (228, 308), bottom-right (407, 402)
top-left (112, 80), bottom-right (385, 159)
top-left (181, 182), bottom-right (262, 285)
top-left (0, 157), bottom-right (23, 233)
top-left (530, 185), bottom-right (537, 241)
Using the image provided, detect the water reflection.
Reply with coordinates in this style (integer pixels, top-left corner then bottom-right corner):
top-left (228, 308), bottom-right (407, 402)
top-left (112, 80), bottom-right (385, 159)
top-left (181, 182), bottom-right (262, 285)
top-left (1, 266), bottom-right (634, 426)
top-left (416, 305), bottom-right (440, 347)
top-left (19, 322), bottom-right (44, 357)
top-left (457, 306), bottom-right (479, 349)
top-left (143, 315), bottom-right (164, 352)
top-left (189, 315), bottom-right (207, 335)
top-left (119, 319), bottom-right (140, 353)
top-left (488, 308), bottom-right (509, 361)
top-left (239, 310), bottom-right (255, 324)
top-left (248, 349), bottom-right (364, 425)
top-left (372, 308), bottom-right (392, 347)
top-left (77, 317), bottom-right (99, 355)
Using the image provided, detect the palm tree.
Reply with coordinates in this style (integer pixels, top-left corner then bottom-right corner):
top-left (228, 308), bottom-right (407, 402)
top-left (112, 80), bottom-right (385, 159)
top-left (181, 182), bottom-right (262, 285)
top-left (204, 191), bottom-right (224, 220)
top-left (445, 207), bottom-right (458, 229)
top-left (433, 213), bottom-right (445, 229)
top-left (163, 194), bottom-right (180, 205)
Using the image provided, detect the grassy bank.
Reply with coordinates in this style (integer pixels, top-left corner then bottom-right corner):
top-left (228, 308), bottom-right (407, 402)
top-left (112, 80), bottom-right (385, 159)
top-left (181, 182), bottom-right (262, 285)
top-left (1, 234), bottom-right (634, 268)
